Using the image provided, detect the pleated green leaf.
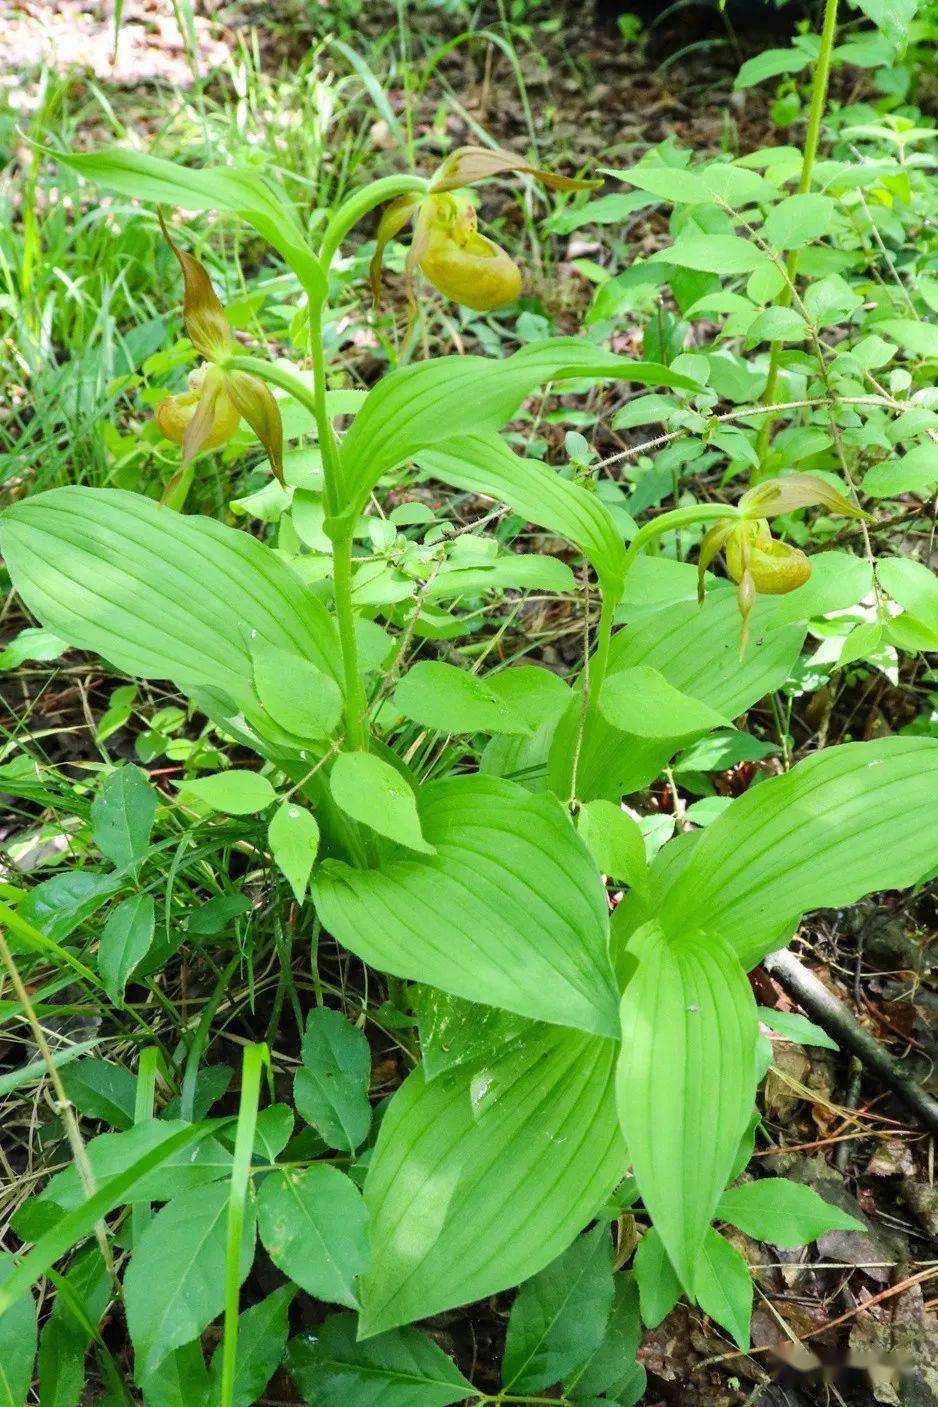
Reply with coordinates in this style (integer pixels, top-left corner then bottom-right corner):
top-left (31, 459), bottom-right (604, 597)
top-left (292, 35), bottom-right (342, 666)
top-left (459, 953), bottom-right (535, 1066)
top-left (337, 338), bottom-right (695, 519)
top-left (616, 923), bottom-right (757, 1294)
top-left (416, 432), bottom-right (629, 599)
top-left (550, 593), bottom-right (806, 802)
top-left (0, 488), bottom-right (341, 727)
top-left (313, 775), bottom-right (618, 1037)
top-left (659, 737), bottom-right (938, 969)
top-left (57, 147), bottom-right (326, 297)
top-left (359, 1022), bottom-right (624, 1336)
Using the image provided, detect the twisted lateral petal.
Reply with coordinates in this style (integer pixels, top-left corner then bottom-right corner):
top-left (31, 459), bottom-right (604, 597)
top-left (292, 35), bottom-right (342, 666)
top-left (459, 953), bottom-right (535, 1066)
top-left (430, 144), bottom-right (603, 194)
top-left (369, 192), bottom-right (422, 306)
top-left (224, 371), bottom-right (285, 484)
top-left (158, 210), bottom-right (232, 361)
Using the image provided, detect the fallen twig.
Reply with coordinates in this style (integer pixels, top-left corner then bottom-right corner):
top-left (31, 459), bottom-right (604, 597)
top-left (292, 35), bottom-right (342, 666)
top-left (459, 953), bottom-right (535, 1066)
top-left (763, 948), bottom-right (938, 1137)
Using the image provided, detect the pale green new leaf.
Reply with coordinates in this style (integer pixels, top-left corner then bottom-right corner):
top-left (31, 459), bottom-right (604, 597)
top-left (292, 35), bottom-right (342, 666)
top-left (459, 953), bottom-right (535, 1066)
top-left (56, 147), bottom-right (325, 296)
top-left (577, 800), bottom-right (649, 893)
top-left (693, 1229), bottom-right (752, 1350)
top-left (599, 665), bottom-right (731, 738)
top-left (0, 489), bottom-right (341, 726)
top-left (393, 660), bottom-right (531, 736)
top-left (257, 1167), bottom-right (367, 1308)
top-left (659, 738), bottom-right (938, 969)
top-left (359, 1023), bottom-right (624, 1335)
top-left (179, 770), bottom-right (275, 816)
top-left (338, 338), bottom-right (695, 520)
top-left (616, 923), bottom-right (757, 1293)
top-left (251, 644), bottom-right (343, 740)
top-left (268, 802), bottom-right (320, 903)
top-left (312, 776), bottom-right (618, 1037)
top-left (286, 1314), bottom-right (472, 1407)
top-left (330, 751), bottom-right (433, 854)
top-left (550, 592), bottom-right (806, 802)
top-left (632, 1229), bottom-right (681, 1329)
top-left (717, 1177), bottom-right (864, 1246)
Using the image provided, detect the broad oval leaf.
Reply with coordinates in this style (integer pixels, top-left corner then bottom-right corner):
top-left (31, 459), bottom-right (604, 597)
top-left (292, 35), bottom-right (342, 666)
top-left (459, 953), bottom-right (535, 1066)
top-left (57, 147), bottom-right (326, 297)
top-left (359, 1022), bottom-right (624, 1335)
top-left (337, 339), bottom-right (695, 519)
top-left (0, 488), bottom-right (341, 729)
top-left (99, 893), bottom-right (155, 1005)
top-left (393, 660), bottom-right (531, 736)
top-left (693, 1229), bottom-right (752, 1351)
top-left (616, 923), bottom-right (757, 1294)
top-left (294, 1007), bottom-right (372, 1152)
top-left (312, 775), bottom-right (618, 1037)
top-left (659, 737), bottom-right (938, 969)
top-left (90, 764), bottom-right (157, 870)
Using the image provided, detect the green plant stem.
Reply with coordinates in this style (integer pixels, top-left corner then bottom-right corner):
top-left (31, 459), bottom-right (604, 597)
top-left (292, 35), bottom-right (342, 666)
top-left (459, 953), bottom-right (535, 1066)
top-left (319, 174), bottom-right (427, 272)
top-left (623, 503), bottom-right (741, 575)
top-left (330, 526), bottom-right (369, 751)
top-left (756, 0), bottom-right (840, 464)
top-left (220, 1043), bottom-right (267, 1407)
top-left (571, 503), bottom-right (742, 803)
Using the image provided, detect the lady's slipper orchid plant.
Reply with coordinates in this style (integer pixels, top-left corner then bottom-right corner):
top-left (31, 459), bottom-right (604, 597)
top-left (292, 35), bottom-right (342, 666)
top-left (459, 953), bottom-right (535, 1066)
top-left (370, 146), bottom-right (600, 312)
top-left (155, 213), bottom-right (284, 499)
top-left (698, 473), bottom-right (871, 650)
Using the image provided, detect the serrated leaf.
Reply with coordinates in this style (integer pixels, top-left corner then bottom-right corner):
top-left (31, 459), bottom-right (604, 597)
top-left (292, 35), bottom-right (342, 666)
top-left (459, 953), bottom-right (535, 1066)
top-left (658, 738), bottom-right (938, 969)
top-left (268, 802), bottom-right (320, 903)
top-left (717, 1177), bottom-right (864, 1246)
top-left (502, 1226), bottom-right (615, 1393)
top-left (59, 1059), bottom-right (137, 1131)
top-left (293, 1007), bottom-right (372, 1152)
top-left (124, 1182), bottom-right (256, 1381)
top-left (313, 776), bottom-right (618, 1038)
top-left (257, 1167), bottom-right (366, 1308)
top-left (90, 765), bottom-right (157, 870)
top-left (616, 923), bottom-right (757, 1294)
top-left (287, 1313), bottom-right (472, 1407)
top-left (359, 1024), bottom-right (624, 1335)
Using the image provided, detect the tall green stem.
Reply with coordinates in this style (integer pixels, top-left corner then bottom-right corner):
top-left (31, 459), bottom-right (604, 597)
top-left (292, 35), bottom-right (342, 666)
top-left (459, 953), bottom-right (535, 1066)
top-left (756, 0), bottom-right (840, 465)
top-left (319, 174), bottom-right (427, 272)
